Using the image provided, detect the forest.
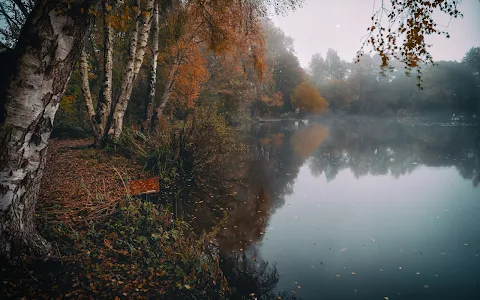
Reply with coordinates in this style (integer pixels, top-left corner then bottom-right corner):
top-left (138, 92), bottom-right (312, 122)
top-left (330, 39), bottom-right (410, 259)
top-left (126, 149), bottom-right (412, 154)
top-left (0, 0), bottom-right (479, 299)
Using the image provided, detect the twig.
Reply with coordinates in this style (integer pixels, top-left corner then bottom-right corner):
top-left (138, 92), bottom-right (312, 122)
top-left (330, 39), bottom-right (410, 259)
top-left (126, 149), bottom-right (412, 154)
top-left (21, 260), bottom-right (39, 283)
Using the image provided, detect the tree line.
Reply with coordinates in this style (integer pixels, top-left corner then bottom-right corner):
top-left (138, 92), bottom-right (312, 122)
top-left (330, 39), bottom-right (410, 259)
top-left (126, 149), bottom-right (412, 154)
top-left (308, 47), bottom-right (480, 116)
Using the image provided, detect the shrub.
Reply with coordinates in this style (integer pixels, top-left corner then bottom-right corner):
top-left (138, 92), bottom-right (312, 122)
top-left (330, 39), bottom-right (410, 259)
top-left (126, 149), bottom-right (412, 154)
top-left (120, 108), bottom-right (246, 183)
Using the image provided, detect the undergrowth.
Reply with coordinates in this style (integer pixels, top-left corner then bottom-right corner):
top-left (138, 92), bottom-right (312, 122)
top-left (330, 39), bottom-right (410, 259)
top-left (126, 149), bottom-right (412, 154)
top-left (119, 108), bottom-right (246, 183)
top-left (2, 198), bottom-right (230, 299)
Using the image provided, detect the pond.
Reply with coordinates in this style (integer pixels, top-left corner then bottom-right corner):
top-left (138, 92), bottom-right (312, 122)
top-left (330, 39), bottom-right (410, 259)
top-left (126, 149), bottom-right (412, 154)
top-left (208, 117), bottom-right (480, 299)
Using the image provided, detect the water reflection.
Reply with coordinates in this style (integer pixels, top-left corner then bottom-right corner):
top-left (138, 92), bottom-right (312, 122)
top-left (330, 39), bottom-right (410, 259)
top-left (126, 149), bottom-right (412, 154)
top-left (309, 118), bottom-right (480, 185)
top-left (177, 118), bottom-right (480, 299)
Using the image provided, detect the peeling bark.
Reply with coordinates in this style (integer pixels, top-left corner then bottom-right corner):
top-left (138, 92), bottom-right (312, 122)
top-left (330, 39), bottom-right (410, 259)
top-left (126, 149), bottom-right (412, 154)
top-left (96, 0), bottom-right (115, 145)
top-left (145, 4), bottom-right (160, 127)
top-left (0, 0), bottom-right (97, 261)
top-left (80, 48), bottom-right (102, 146)
top-left (108, 0), bottom-right (154, 141)
top-left (79, 1), bottom-right (117, 148)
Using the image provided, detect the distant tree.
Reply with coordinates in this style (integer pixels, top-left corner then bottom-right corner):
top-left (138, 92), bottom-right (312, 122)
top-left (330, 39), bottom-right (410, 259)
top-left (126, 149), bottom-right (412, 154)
top-left (273, 52), bottom-right (305, 111)
top-left (320, 79), bottom-right (353, 112)
top-left (325, 48), bottom-right (347, 80)
top-left (463, 47), bottom-right (480, 76)
top-left (290, 81), bottom-right (328, 114)
top-left (308, 53), bottom-right (328, 87)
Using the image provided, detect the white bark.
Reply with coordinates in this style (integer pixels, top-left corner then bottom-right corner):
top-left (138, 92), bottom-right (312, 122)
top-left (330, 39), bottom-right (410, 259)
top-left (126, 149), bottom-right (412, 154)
top-left (79, 0), bottom-right (117, 147)
top-left (98, 0), bottom-right (114, 138)
top-left (0, 0), bottom-right (96, 260)
top-left (108, 0), bottom-right (155, 141)
top-left (145, 4), bottom-right (160, 127)
top-left (79, 48), bottom-right (102, 145)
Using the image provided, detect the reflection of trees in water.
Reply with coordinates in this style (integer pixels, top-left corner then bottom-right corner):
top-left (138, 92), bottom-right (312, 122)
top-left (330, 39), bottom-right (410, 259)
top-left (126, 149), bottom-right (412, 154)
top-left (171, 119), bottom-right (478, 297)
top-left (163, 123), bottom-right (312, 298)
top-left (168, 121), bottom-right (322, 246)
top-left (309, 118), bottom-right (480, 186)
top-left (222, 252), bottom-right (299, 300)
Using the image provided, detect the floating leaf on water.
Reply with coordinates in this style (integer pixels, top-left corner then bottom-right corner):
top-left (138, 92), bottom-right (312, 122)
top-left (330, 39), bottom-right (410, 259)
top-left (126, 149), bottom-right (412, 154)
top-left (184, 284), bottom-right (191, 289)
top-left (351, 272), bottom-right (356, 275)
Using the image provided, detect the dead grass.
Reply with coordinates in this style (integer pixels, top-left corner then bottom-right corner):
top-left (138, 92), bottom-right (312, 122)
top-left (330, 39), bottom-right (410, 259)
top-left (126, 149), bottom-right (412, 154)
top-left (37, 139), bottom-right (150, 230)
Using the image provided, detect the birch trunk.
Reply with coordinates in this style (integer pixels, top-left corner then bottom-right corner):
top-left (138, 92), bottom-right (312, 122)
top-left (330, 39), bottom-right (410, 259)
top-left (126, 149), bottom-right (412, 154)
top-left (152, 54), bottom-right (180, 127)
top-left (145, 4), bottom-right (160, 128)
top-left (96, 0), bottom-right (115, 146)
top-left (80, 48), bottom-right (102, 146)
top-left (108, 0), bottom-right (154, 142)
top-left (0, 0), bottom-right (96, 261)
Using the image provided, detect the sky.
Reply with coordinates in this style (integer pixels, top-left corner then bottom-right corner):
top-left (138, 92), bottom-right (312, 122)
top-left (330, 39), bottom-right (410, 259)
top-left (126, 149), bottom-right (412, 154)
top-left (271, 0), bottom-right (480, 68)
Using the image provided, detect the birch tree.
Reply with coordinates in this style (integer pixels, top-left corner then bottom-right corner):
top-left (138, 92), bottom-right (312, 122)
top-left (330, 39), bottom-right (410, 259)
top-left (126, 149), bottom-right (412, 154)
top-left (80, 0), bottom-right (155, 145)
top-left (0, 0), bottom-right (97, 260)
top-left (145, 3), bottom-right (161, 127)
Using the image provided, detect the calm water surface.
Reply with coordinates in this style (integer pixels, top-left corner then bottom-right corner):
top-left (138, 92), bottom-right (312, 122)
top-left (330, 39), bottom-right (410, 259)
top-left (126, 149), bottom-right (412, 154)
top-left (196, 117), bottom-right (480, 299)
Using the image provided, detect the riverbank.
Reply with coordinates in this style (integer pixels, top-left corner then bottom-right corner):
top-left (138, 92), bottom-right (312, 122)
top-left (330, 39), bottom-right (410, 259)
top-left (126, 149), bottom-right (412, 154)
top-left (1, 139), bottom-right (230, 299)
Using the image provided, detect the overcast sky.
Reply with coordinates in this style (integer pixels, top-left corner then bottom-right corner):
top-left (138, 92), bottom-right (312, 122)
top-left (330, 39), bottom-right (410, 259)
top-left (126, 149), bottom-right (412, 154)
top-left (272, 0), bottom-right (480, 68)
